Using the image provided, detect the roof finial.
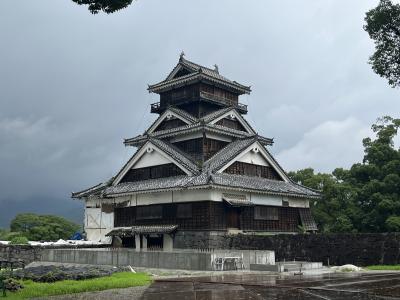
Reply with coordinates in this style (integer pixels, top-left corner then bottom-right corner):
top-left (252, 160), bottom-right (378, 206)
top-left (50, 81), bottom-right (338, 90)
top-left (214, 64), bottom-right (219, 73)
top-left (179, 51), bottom-right (185, 61)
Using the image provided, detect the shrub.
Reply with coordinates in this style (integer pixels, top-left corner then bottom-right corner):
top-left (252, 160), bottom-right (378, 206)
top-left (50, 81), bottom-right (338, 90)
top-left (9, 236), bottom-right (29, 245)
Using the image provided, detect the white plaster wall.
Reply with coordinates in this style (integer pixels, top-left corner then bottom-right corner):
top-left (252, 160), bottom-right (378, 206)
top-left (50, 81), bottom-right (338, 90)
top-left (173, 189), bottom-right (217, 202)
top-left (133, 150), bottom-right (171, 168)
top-left (237, 151), bottom-right (269, 166)
top-left (250, 193), bottom-right (283, 206)
top-left (288, 198), bottom-right (309, 208)
top-left (84, 199), bottom-right (114, 242)
top-left (136, 191), bottom-right (173, 206)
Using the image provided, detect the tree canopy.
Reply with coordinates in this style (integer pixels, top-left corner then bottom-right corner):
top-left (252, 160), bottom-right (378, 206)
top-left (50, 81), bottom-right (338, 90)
top-left (364, 0), bottom-right (400, 88)
top-left (289, 116), bottom-right (400, 233)
top-left (71, 0), bottom-right (134, 14)
top-left (10, 213), bottom-right (80, 241)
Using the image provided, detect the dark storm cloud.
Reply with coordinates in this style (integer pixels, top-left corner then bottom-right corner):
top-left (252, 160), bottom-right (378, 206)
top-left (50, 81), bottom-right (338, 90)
top-left (0, 0), bottom-right (399, 227)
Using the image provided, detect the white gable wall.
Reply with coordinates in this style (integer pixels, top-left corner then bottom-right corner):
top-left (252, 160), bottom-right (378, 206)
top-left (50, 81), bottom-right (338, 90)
top-left (133, 150), bottom-right (171, 169)
top-left (237, 151), bottom-right (269, 166)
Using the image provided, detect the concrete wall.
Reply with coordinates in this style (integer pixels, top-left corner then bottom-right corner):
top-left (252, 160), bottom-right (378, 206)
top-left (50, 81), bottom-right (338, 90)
top-left (39, 248), bottom-right (274, 270)
top-left (40, 249), bottom-right (214, 270)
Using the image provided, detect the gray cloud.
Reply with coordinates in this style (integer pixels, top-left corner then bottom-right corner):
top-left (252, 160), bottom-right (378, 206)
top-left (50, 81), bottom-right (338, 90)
top-left (0, 0), bottom-right (399, 227)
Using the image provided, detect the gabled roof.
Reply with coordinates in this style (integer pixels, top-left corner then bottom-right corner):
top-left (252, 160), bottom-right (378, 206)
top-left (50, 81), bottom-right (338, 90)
top-left (124, 107), bottom-right (273, 147)
top-left (146, 107), bottom-right (198, 134)
top-left (202, 107), bottom-right (256, 135)
top-left (148, 56), bottom-right (251, 95)
top-left (112, 139), bottom-right (200, 186)
top-left (149, 138), bottom-right (200, 174)
top-left (203, 136), bottom-right (257, 172)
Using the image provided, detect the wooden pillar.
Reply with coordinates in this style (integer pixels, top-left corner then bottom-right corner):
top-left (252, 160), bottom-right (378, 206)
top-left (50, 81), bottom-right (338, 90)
top-left (142, 235), bottom-right (147, 251)
top-left (135, 234), bottom-right (140, 252)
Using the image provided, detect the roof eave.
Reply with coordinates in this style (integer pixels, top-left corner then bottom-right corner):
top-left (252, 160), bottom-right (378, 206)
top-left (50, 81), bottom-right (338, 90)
top-left (148, 73), bottom-right (251, 95)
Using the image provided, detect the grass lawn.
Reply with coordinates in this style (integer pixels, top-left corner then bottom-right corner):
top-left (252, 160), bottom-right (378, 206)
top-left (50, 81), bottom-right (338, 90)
top-left (366, 265), bottom-right (400, 271)
top-left (3, 272), bottom-right (151, 299)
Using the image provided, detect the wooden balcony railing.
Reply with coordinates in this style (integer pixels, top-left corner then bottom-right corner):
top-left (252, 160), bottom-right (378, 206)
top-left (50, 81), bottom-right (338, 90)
top-left (150, 92), bottom-right (248, 114)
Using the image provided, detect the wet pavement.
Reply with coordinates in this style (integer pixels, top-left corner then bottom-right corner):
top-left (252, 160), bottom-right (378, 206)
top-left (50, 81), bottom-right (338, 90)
top-left (142, 272), bottom-right (400, 299)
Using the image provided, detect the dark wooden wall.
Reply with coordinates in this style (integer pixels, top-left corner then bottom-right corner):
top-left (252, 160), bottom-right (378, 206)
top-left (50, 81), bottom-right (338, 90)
top-left (158, 83), bottom-right (240, 117)
top-left (154, 118), bottom-right (187, 132)
top-left (114, 201), bottom-right (302, 232)
top-left (172, 138), bottom-right (228, 162)
top-left (215, 118), bottom-right (246, 132)
top-left (224, 161), bottom-right (282, 180)
top-left (120, 163), bottom-right (185, 183)
top-left (114, 202), bottom-right (213, 230)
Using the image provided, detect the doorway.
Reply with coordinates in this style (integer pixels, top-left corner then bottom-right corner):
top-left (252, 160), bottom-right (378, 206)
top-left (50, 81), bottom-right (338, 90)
top-left (226, 207), bottom-right (240, 229)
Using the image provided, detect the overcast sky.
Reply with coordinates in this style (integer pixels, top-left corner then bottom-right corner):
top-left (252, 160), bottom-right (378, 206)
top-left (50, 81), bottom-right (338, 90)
top-left (0, 0), bottom-right (399, 227)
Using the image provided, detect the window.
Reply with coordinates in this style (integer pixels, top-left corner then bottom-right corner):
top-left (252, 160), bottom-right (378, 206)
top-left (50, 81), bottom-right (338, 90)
top-left (177, 204), bottom-right (192, 218)
top-left (136, 205), bottom-right (162, 220)
top-left (120, 164), bottom-right (185, 183)
top-left (254, 206), bottom-right (279, 221)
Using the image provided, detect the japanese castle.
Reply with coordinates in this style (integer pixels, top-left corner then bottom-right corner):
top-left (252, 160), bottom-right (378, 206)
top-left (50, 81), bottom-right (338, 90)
top-left (73, 54), bottom-right (319, 250)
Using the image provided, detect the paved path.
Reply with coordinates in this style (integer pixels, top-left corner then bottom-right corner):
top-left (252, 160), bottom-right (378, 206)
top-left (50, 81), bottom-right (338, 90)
top-left (142, 272), bottom-right (400, 299)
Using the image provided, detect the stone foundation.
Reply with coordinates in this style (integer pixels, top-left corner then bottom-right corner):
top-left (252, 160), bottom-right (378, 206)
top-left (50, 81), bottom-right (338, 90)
top-left (174, 231), bottom-right (400, 267)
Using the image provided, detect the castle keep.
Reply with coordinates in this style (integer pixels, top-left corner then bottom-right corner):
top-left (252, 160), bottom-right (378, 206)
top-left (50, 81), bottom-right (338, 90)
top-left (73, 54), bottom-right (319, 250)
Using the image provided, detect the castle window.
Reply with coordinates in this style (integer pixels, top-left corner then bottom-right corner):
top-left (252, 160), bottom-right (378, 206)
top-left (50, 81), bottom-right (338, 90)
top-left (136, 205), bottom-right (162, 220)
top-left (177, 203), bottom-right (192, 218)
top-left (254, 206), bottom-right (279, 221)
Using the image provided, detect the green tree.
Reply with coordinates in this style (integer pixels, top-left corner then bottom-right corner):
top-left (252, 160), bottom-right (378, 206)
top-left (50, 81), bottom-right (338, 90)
top-left (364, 0), bottom-right (400, 88)
top-left (0, 228), bottom-right (9, 240)
top-left (10, 213), bottom-right (80, 241)
top-left (289, 116), bottom-right (400, 233)
top-left (71, 0), bottom-right (134, 14)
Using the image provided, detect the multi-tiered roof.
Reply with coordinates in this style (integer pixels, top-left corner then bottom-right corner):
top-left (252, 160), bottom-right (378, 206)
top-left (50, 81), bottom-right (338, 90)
top-left (73, 55), bottom-right (319, 200)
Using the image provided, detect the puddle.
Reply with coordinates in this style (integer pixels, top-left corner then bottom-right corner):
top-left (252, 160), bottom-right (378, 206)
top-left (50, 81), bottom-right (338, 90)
top-left (142, 272), bottom-right (400, 299)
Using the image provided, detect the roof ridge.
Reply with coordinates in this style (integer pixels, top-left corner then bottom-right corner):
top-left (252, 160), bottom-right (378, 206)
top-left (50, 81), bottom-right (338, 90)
top-left (150, 137), bottom-right (200, 174)
top-left (203, 135), bottom-right (258, 172)
top-left (168, 106), bottom-right (198, 123)
top-left (180, 56), bottom-right (217, 74)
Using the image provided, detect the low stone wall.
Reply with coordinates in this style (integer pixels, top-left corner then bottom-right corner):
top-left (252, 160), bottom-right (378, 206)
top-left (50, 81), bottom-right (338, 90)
top-left (0, 244), bottom-right (108, 265)
top-left (0, 245), bottom-right (43, 265)
top-left (230, 233), bottom-right (400, 266)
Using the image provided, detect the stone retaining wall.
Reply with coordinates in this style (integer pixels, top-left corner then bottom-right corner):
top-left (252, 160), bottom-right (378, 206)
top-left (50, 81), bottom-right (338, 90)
top-left (175, 232), bottom-right (400, 266)
top-left (0, 244), bottom-right (108, 265)
top-left (3, 233), bottom-right (400, 267)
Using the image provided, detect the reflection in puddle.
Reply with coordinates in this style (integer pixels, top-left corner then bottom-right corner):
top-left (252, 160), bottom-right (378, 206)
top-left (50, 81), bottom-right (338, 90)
top-left (143, 272), bottom-right (400, 299)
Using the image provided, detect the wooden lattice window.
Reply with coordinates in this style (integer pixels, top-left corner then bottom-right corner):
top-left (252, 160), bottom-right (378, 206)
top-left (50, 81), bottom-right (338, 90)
top-left (120, 163), bottom-right (185, 183)
top-left (224, 161), bottom-right (282, 180)
top-left (176, 203), bottom-right (192, 218)
top-left (136, 205), bottom-right (162, 220)
top-left (254, 206), bottom-right (279, 221)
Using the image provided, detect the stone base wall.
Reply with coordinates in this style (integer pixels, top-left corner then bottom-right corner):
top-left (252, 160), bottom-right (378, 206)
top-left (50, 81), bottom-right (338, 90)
top-left (3, 233), bottom-right (400, 267)
top-left (174, 231), bottom-right (400, 266)
top-left (0, 244), bottom-right (108, 265)
top-left (0, 245), bottom-right (43, 265)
